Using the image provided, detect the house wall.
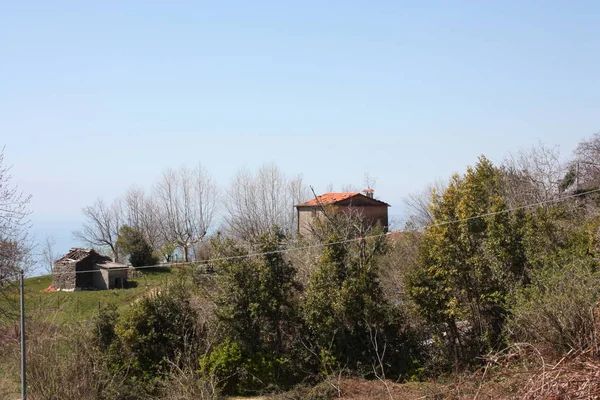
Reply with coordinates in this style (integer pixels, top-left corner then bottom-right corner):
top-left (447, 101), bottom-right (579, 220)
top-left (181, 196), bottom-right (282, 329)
top-left (107, 269), bottom-right (128, 289)
top-left (297, 204), bottom-right (389, 236)
top-left (298, 208), bottom-right (327, 236)
top-left (92, 267), bottom-right (109, 290)
top-left (91, 267), bottom-right (128, 289)
top-left (339, 205), bottom-right (389, 231)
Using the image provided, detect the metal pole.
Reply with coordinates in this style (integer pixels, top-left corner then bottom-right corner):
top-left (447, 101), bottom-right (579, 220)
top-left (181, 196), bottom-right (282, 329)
top-left (20, 269), bottom-right (26, 400)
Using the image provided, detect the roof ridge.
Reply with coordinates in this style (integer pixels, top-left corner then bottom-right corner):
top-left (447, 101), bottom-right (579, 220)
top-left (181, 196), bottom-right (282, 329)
top-left (296, 191), bottom-right (389, 207)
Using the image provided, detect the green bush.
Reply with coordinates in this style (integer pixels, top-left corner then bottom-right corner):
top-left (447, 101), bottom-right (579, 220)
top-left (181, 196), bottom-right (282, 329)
top-left (199, 338), bottom-right (284, 395)
top-left (110, 282), bottom-right (202, 382)
top-left (508, 259), bottom-right (600, 352)
top-left (199, 339), bottom-right (243, 394)
top-left (116, 225), bottom-right (158, 268)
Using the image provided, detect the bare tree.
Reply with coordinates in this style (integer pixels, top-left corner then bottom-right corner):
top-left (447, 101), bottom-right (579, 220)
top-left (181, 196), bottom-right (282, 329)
top-left (572, 132), bottom-right (600, 190)
top-left (363, 172), bottom-right (377, 191)
top-left (328, 173), bottom-right (376, 195)
top-left (123, 186), bottom-right (163, 252)
top-left (40, 235), bottom-right (60, 274)
top-left (123, 186), bottom-right (145, 230)
top-left (0, 147), bottom-right (32, 287)
top-left (501, 142), bottom-right (565, 207)
top-left (224, 163), bottom-right (310, 240)
top-left (402, 180), bottom-right (447, 229)
top-left (73, 198), bottom-right (123, 261)
top-left (155, 164), bottom-right (219, 262)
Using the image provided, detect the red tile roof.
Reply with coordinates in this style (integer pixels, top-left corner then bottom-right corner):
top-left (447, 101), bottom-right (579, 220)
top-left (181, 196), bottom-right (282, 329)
top-left (296, 192), bottom-right (360, 207)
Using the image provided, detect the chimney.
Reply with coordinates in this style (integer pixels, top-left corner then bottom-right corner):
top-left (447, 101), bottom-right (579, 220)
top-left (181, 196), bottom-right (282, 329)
top-left (363, 189), bottom-right (374, 199)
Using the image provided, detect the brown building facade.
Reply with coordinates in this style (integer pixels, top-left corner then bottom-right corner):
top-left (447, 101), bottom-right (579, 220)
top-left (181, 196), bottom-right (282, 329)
top-left (295, 191), bottom-right (390, 236)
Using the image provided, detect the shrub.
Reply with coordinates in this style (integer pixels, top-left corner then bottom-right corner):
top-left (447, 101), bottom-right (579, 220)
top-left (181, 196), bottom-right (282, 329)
top-left (199, 338), bottom-right (284, 395)
top-left (116, 225), bottom-right (158, 268)
top-left (508, 259), bottom-right (600, 352)
top-left (111, 282), bottom-right (203, 382)
top-left (26, 322), bottom-right (119, 400)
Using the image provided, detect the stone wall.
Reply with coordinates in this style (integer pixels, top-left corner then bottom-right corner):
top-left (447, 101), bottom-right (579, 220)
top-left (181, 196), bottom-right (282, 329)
top-left (52, 260), bottom-right (77, 290)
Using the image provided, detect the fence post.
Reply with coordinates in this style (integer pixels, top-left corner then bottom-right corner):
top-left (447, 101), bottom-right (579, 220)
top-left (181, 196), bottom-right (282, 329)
top-left (20, 270), bottom-right (27, 400)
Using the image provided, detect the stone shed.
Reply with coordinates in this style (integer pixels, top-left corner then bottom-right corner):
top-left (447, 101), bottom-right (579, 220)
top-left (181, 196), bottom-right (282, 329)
top-left (52, 248), bottom-right (128, 291)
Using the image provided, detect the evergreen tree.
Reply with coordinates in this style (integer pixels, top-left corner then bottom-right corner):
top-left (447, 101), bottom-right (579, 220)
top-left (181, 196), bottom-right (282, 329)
top-left (116, 225), bottom-right (157, 268)
top-left (204, 228), bottom-right (300, 393)
top-left (302, 211), bottom-right (416, 378)
top-left (408, 156), bottom-right (527, 366)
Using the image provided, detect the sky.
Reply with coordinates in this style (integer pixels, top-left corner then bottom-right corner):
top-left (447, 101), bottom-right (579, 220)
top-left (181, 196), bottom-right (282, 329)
top-left (1, 1), bottom-right (599, 272)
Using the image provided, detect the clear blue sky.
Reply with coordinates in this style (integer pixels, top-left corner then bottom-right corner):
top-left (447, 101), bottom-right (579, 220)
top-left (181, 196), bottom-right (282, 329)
top-left (1, 1), bottom-right (599, 266)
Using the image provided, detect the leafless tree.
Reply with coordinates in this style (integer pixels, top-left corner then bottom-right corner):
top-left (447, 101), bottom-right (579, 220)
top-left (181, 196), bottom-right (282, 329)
top-left (224, 163), bottom-right (310, 240)
top-left (572, 132), bottom-right (600, 190)
top-left (155, 164), bottom-right (219, 262)
top-left (40, 235), bottom-right (60, 274)
top-left (501, 142), bottom-right (565, 207)
top-left (123, 186), bottom-right (145, 229)
top-left (363, 172), bottom-right (377, 191)
top-left (123, 186), bottom-right (163, 251)
top-left (0, 147), bottom-right (32, 286)
top-left (73, 198), bottom-right (123, 261)
top-left (402, 180), bottom-right (447, 229)
top-left (340, 183), bottom-right (360, 192)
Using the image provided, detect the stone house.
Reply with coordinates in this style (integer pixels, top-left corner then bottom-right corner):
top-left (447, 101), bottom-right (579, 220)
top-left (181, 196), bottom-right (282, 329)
top-left (295, 190), bottom-right (390, 236)
top-left (52, 248), bottom-right (128, 291)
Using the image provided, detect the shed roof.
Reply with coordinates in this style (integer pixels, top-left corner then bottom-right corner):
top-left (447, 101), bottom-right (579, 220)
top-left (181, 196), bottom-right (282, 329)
top-left (296, 192), bottom-right (390, 207)
top-left (56, 248), bottom-right (111, 263)
top-left (57, 248), bottom-right (95, 262)
top-left (96, 262), bottom-right (128, 270)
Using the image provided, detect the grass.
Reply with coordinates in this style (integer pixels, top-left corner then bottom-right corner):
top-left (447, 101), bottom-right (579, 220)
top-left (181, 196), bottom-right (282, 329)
top-left (0, 267), bottom-right (188, 399)
top-left (0, 268), bottom-right (177, 325)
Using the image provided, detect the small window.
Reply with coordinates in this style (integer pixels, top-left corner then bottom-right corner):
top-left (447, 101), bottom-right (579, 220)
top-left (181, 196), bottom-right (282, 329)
top-left (311, 208), bottom-right (317, 217)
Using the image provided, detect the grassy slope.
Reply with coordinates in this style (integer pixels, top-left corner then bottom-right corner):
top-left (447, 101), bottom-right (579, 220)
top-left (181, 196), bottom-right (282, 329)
top-left (0, 269), bottom-right (176, 398)
top-left (0, 268), bottom-right (175, 325)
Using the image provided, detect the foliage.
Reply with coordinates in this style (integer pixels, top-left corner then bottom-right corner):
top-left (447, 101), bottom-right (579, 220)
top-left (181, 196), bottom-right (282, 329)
top-left (19, 135), bottom-right (600, 397)
top-left (208, 228), bottom-right (301, 392)
top-left (116, 225), bottom-right (158, 267)
top-left (303, 211), bottom-right (420, 379)
top-left (508, 258), bottom-right (600, 352)
top-left (159, 242), bottom-right (177, 262)
top-left (408, 157), bottom-right (528, 366)
top-left (107, 281), bottom-right (203, 383)
top-left (199, 338), bottom-right (284, 395)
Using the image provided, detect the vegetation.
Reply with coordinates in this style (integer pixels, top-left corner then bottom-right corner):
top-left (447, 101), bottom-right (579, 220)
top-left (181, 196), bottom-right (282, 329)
top-left (116, 225), bottom-right (158, 267)
top-left (3, 134), bottom-right (600, 398)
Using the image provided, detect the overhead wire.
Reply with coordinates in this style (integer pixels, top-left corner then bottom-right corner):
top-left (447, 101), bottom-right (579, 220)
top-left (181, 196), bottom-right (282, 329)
top-left (51, 187), bottom-right (600, 276)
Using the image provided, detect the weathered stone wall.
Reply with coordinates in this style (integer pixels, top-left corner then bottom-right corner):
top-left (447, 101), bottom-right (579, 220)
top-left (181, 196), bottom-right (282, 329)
top-left (52, 261), bottom-right (76, 290)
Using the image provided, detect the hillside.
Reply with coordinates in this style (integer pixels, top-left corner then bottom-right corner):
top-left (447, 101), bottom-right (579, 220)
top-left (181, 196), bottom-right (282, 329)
top-left (0, 268), bottom-right (176, 325)
top-left (0, 268), bottom-right (180, 398)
